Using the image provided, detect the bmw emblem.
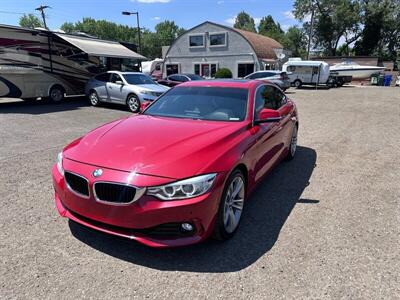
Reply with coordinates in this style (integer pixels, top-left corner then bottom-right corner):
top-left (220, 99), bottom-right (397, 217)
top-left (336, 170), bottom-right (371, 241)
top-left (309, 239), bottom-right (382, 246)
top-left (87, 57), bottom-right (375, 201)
top-left (93, 169), bottom-right (103, 178)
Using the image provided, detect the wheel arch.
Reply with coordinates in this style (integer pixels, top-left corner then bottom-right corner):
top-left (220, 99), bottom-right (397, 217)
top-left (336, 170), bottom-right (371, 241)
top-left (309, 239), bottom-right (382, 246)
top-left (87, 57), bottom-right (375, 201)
top-left (48, 83), bottom-right (65, 97)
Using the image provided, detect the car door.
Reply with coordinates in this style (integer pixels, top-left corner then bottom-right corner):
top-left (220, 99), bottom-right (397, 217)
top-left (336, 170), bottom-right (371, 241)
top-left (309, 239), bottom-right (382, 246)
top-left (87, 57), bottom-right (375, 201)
top-left (106, 73), bottom-right (125, 103)
top-left (92, 73), bottom-right (110, 101)
top-left (273, 86), bottom-right (295, 147)
top-left (168, 75), bottom-right (186, 87)
top-left (250, 84), bottom-right (285, 181)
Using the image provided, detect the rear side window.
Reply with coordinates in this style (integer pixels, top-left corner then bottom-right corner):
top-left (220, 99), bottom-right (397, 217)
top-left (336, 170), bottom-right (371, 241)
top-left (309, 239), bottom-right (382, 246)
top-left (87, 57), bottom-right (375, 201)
top-left (94, 73), bottom-right (110, 82)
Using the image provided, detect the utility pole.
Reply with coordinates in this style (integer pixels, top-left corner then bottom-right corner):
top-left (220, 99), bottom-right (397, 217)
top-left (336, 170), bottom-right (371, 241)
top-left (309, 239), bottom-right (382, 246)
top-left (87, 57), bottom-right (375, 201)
top-left (35, 5), bottom-right (50, 29)
top-left (306, 1), bottom-right (315, 60)
top-left (122, 11), bottom-right (142, 54)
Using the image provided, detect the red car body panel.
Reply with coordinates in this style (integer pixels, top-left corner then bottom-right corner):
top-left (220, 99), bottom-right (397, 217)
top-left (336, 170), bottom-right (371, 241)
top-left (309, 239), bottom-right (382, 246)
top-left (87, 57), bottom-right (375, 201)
top-left (52, 80), bottom-right (298, 247)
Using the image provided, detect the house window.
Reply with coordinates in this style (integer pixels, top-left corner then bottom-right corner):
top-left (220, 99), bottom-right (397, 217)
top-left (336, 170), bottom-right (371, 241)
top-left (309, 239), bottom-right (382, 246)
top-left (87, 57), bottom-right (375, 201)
top-left (238, 63), bottom-right (255, 78)
top-left (210, 32), bottom-right (227, 47)
top-left (194, 63), bottom-right (218, 77)
top-left (166, 64), bottom-right (179, 76)
top-left (194, 64), bottom-right (200, 75)
top-left (189, 34), bottom-right (205, 47)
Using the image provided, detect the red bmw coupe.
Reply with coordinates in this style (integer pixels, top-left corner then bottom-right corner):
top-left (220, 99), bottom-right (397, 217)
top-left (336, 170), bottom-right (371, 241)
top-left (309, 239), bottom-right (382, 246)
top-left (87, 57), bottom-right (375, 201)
top-left (52, 80), bottom-right (298, 247)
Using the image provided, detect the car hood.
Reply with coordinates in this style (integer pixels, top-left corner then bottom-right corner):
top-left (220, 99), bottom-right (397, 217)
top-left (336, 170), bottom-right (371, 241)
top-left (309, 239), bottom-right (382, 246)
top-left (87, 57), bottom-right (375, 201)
top-left (63, 115), bottom-right (247, 179)
top-left (129, 84), bottom-right (169, 92)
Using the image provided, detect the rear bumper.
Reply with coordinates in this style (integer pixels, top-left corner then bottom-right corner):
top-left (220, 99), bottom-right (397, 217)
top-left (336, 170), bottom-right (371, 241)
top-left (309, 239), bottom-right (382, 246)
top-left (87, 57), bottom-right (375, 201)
top-left (52, 160), bottom-right (225, 247)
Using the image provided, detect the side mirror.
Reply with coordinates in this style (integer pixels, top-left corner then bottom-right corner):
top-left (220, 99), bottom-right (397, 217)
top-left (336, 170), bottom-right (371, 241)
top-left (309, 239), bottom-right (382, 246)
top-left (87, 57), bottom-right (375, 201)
top-left (255, 108), bottom-right (282, 125)
top-left (115, 80), bottom-right (124, 85)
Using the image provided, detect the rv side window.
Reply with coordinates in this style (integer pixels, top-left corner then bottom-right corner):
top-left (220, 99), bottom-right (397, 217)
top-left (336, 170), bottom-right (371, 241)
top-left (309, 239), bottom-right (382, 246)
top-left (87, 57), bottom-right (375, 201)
top-left (94, 73), bottom-right (110, 82)
top-left (288, 66), bottom-right (296, 72)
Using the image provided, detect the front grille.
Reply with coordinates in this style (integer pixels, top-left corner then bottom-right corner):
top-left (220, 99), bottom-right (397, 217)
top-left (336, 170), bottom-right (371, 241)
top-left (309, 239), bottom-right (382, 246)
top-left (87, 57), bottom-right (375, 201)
top-left (94, 182), bottom-right (137, 204)
top-left (65, 172), bottom-right (89, 197)
top-left (67, 208), bottom-right (196, 239)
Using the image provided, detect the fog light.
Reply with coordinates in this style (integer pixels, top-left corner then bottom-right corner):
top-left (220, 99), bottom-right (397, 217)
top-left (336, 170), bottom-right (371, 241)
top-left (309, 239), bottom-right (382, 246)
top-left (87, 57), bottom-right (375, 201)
top-left (181, 223), bottom-right (194, 232)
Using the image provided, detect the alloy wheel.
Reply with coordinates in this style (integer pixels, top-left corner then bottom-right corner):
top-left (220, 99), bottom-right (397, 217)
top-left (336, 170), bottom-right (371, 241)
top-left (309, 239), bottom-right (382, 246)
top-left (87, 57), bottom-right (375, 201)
top-left (223, 176), bottom-right (245, 233)
top-left (127, 96), bottom-right (140, 113)
top-left (290, 126), bottom-right (298, 156)
top-left (50, 88), bottom-right (63, 102)
top-left (89, 92), bottom-right (99, 106)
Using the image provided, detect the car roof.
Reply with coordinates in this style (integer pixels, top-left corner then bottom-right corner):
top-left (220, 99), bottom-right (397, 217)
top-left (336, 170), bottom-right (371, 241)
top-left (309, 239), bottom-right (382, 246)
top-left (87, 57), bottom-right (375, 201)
top-left (106, 71), bottom-right (144, 75)
top-left (179, 79), bottom-right (262, 89)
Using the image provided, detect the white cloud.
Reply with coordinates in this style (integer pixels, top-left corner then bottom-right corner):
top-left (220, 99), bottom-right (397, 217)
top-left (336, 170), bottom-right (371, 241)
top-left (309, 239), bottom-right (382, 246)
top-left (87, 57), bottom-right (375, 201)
top-left (224, 16), bottom-right (236, 25)
top-left (283, 10), bottom-right (295, 20)
top-left (132, 0), bottom-right (171, 3)
top-left (151, 16), bottom-right (161, 21)
top-left (282, 24), bottom-right (290, 32)
top-left (217, 0), bottom-right (224, 4)
top-left (225, 15), bottom-right (261, 26)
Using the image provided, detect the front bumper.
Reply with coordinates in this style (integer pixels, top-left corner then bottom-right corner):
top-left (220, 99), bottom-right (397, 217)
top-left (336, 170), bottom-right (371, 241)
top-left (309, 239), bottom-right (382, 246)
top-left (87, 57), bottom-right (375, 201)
top-left (52, 159), bottom-right (225, 247)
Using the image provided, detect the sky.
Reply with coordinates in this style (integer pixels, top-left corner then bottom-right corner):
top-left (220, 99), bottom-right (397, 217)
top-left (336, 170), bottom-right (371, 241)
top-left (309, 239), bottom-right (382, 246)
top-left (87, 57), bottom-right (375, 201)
top-left (0, 0), bottom-right (298, 32)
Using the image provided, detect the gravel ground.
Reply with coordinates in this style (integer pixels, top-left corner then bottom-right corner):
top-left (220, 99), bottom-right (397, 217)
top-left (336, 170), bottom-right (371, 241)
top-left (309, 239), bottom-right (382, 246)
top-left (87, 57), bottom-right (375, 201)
top-left (0, 87), bottom-right (399, 299)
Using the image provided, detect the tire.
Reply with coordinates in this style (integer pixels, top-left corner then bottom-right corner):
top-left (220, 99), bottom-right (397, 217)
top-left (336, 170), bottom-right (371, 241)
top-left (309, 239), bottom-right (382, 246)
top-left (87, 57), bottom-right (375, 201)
top-left (213, 169), bottom-right (246, 241)
top-left (48, 85), bottom-right (65, 103)
top-left (88, 90), bottom-right (100, 107)
top-left (126, 94), bottom-right (141, 113)
top-left (294, 80), bottom-right (302, 88)
top-left (286, 124), bottom-right (298, 161)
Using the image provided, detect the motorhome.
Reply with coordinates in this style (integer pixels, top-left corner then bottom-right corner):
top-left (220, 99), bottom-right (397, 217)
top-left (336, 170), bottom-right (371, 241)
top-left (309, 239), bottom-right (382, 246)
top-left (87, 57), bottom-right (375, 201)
top-left (282, 59), bottom-right (330, 87)
top-left (0, 24), bottom-right (146, 102)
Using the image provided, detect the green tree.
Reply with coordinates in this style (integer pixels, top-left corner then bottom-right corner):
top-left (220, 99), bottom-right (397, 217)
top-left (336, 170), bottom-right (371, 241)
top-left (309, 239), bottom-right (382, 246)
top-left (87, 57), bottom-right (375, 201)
top-left (282, 26), bottom-right (308, 58)
top-left (19, 14), bottom-right (44, 29)
top-left (258, 15), bottom-right (285, 43)
top-left (60, 18), bottom-right (185, 59)
top-left (293, 0), bottom-right (361, 56)
top-left (234, 11), bottom-right (256, 32)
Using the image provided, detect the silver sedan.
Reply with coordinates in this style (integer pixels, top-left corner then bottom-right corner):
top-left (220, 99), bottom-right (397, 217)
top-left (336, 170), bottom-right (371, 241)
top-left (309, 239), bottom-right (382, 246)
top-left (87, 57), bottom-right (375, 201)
top-left (85, 71), bottom-right (170, 113)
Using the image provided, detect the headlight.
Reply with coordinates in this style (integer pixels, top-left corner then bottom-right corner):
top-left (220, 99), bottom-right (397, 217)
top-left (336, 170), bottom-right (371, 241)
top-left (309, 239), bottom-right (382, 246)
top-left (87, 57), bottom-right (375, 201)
top-left (139, 90), bottom-right (153, 95)
top-left (139, 90), bottom-right (161, 97)
top-left (146, 173), bottom-right (217, 200)
top-left (56, 152), bottom-right (64, 176)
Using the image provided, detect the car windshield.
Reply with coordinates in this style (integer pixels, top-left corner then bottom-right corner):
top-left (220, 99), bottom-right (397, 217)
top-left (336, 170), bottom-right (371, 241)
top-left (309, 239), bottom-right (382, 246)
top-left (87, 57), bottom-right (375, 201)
top-left (123, 74), bottom-right (155, 85)
top-left (144, 87), bottom-right (248, 121)
top-left (185, 74), bottom-right (203, 80)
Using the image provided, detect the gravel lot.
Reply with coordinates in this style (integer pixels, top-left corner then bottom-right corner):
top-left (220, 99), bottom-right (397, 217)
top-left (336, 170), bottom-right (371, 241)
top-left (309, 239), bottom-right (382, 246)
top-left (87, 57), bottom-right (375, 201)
top-left (0, 87), bottom-right (399, 299)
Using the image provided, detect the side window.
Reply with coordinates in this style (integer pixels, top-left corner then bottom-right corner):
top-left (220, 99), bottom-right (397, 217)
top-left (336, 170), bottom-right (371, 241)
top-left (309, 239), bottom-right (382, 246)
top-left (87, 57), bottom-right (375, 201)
top-left (178, 76), bottom-right (189, 82)
top-left (254, 85), bottom-right (286, 117)
top-left (168, 75), bottom-right (180, 81)
top-left (110, 73), bottom-right (122, 83)
top-left (95, 73), bottom-right (110, 82)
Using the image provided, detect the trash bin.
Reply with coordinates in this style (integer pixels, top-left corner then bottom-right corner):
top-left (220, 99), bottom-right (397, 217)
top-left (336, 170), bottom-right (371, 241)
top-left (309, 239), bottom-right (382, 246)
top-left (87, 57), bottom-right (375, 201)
top-left (377, 74), bottom-right (385, 86)
top-left (371, 73), bottom-right (379, 85)
top-left (383, 75), bottom-right (392, 86)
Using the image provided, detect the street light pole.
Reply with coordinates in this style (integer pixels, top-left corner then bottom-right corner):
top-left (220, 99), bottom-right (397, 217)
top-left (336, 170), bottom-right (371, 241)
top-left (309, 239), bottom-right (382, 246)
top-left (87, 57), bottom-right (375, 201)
top-left (35, 5), bottom-right (50, 29)
top-left (122, 11), bottom-right (142, 54)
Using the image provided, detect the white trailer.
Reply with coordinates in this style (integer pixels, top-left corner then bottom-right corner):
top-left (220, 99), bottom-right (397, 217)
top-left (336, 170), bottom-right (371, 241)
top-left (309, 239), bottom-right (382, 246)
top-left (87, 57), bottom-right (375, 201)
top-left (282, 59), bottom-right (330, 88)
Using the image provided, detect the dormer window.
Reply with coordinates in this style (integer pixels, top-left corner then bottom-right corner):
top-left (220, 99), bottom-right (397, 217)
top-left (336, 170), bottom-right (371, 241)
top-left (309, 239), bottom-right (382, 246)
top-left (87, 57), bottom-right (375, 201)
top-left (209, 32), bottom-right (227, 47)
top-left (189, 34), bottom-right (205, 48)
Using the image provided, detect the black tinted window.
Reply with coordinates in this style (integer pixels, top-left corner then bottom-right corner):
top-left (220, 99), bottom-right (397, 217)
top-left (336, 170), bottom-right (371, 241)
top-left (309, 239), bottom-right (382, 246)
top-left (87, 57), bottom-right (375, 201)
top-left (123, 74), bottom-right (154, 84)
top-left (144, 87), bottom-right (248, 121)
top-left (110, 73), bottom-right (122, 83)
top-left (254, 85), bottom-right (286, 115)
top-left (94, 73), bottom-right (110, 82)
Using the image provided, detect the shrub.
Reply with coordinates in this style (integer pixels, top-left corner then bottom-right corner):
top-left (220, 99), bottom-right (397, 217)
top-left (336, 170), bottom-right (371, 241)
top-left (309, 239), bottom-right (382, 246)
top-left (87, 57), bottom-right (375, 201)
top-left (215, 68), bottom-right (233, 78)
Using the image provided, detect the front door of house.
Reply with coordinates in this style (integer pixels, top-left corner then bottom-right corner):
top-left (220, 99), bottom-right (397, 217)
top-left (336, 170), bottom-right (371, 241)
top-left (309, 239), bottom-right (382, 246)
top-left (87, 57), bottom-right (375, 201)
top-left (201, 64), bottom-right (210, 78)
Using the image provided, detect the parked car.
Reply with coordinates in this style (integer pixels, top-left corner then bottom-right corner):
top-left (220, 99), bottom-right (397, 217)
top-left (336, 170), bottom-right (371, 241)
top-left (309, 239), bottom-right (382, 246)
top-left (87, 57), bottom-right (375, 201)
top-left (245, 71), bottom-right (291, 91)
top-left (85, 71), bottom-right (169, 113)
top-left (53, 80), bottom-right (298, 247)
top-left (158, 73), bottom-right (203, 87)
